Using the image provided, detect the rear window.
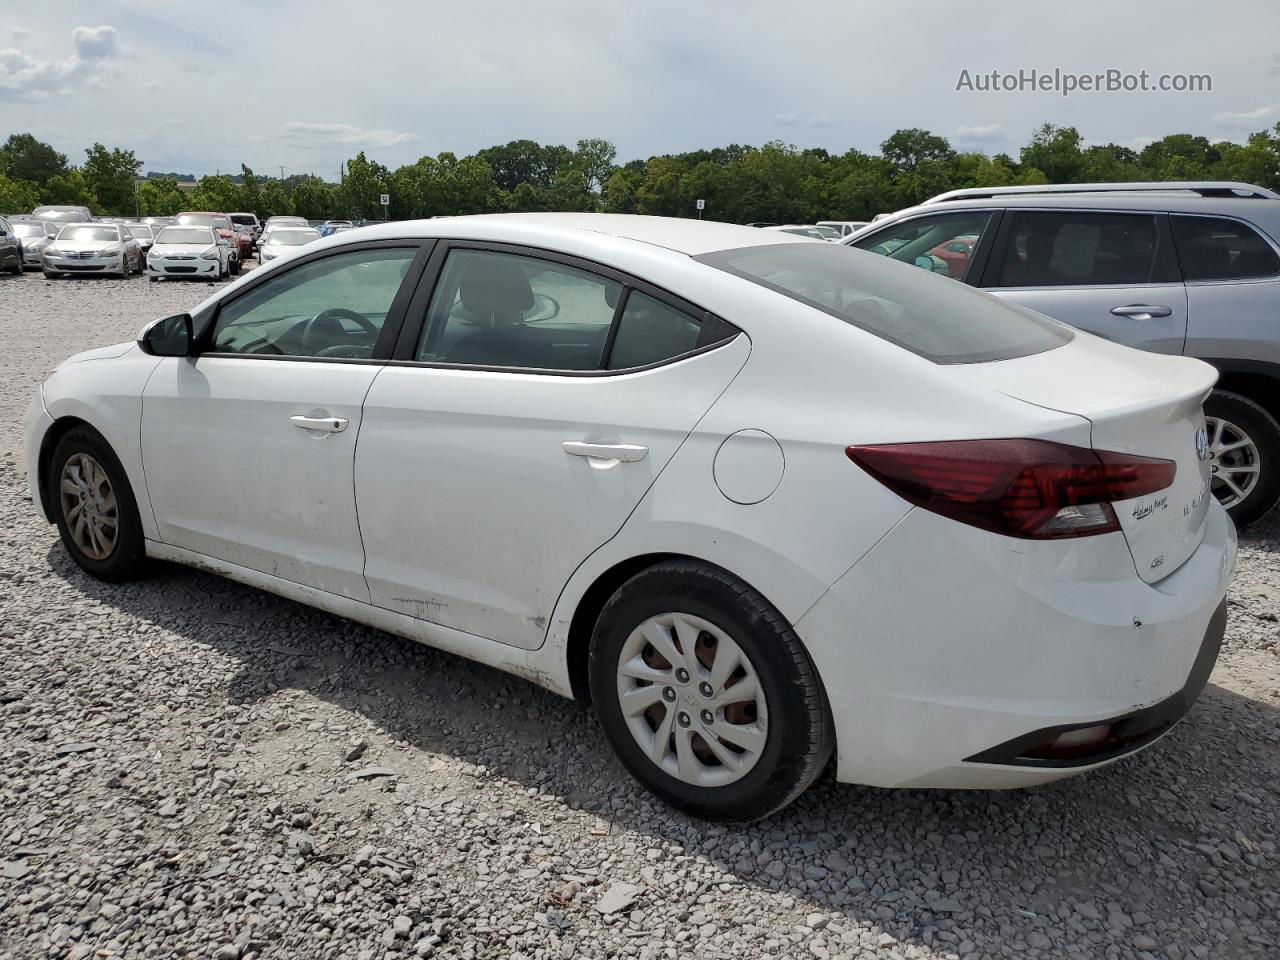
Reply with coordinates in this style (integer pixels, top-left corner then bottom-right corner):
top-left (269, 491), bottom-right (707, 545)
top-left (229, 215), bottom-right (257, 226)
top-left (1170, 215), bottom-right (1280, 281)
top-left (697, 243), bottom-right (1072, 364)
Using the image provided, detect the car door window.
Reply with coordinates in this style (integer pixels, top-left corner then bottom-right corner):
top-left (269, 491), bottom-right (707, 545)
top-left (1170, 215), bottom-right (1280, 281)
top-left (605, 292), bottom-right (702, 369)
top-left (211, 247), bottom-right (416, 358)
top-left (416, 249), bottom-right (621, 370)
top-left (853, 211), bottom-right (994, 281)
top-left (992, 211), bottom-right (1172, 287)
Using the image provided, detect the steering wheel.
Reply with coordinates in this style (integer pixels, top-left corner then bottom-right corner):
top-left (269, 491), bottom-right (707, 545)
top-left (300, 308), bottom-right (378, 353)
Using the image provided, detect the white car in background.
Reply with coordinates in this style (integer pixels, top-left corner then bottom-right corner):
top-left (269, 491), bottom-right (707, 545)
top-left (146, 225), bottom-right (228, 281)
top-left (14, 219), bottom-right (59, 269)
top-left (817, 220), bottom-right (870, 238)
top-left (258, 226), bottom-right (321, 262)
top-left (41, 223), bottom-right (143, 279)
top-left (25, 214), bottom-right (1234, 821)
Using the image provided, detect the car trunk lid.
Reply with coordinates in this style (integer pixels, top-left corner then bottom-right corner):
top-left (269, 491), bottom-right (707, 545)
top-left (951, 332), bottom-right (1216, 583)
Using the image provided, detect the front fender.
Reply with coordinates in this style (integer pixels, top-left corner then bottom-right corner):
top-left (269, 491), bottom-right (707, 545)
top-left (38, 347), bottom-right (164, 540)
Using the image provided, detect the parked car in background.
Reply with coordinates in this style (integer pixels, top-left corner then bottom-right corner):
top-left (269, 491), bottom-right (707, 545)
top-left (319, 219), bottom-right (355, 237)
top-left (229, 212), bottom-right (262, 247)
top-left (846, 181), bottom-right (1280, 526)
top-left (31, 205), bottom-right (93, 225)
top-left (41, 223), bottom-right (143, 279)
top-left (14, 220), bottom-right (60, 269)
top-left (0, 216), bottom-right (23, 274)
top-left (257, 226), bottom-right (321, 262)
top-left (146, 225), bottom-right (228, 281)
top-left (231, 225), bottom-right (255, 260)
top-left (123, 224), bottom-right (156, 254)
top-left (817, 220), bottom-right (870, 238)
top-left (763, 224), bottom-right (830, 240)
top-left (175, 212), bottom-right (240, 275)
top-left (265, 215), bottom-right (308, 230)
top-left (25, 214), bottom-right (1235, 820)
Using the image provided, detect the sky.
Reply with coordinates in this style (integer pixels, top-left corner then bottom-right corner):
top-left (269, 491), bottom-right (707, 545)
top-left (2, 0), bottom-right (1279, 178)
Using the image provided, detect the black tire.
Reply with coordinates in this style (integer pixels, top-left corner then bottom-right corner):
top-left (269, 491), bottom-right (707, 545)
top-left (43, 270), bottom-right (59, 280)
top-left (8, 255), bottom-right (20, 275)
top-left (589, 560), bottom-right (834, 822)
top-left (47, 426), bottom-right (149, 582)
top-left (230, 256), bottom-right (241, 276)
top-left (1205, 390), bottom-right (1280, 528)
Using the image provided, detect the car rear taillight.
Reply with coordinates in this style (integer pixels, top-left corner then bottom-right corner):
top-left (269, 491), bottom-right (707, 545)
top-left (846, 438), bottom-right (1175, 539)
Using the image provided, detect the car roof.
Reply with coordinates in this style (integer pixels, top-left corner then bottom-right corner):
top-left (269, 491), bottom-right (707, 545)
top-left (888, 193), bottom-right (1280, 217)
top-left (343, 213), bottom-right (805, 256)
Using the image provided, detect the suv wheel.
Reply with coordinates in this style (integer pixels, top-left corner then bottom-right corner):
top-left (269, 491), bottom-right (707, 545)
top-left (589, 560), bottom-right (834, 821)
top-left (1204, 390), bottom-right (1280, 527)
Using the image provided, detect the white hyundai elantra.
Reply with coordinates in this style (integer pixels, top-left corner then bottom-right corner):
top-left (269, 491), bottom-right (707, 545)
top-left (25, 214), bottom-right (1235, 820)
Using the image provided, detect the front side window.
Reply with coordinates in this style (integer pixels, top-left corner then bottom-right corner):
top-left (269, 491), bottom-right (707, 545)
top-left (699, 242), bottom-right (1071, 364)
top-left (1170, 215), bottom-right (1280, 281)
top-left (854, 211), bottom-right (993, 282)
top-left (416, 249), bottom-right (620, 370)
top-left (992, 211), bottom-right (1168, 287)
top-left (211, 247), bottom-right (415, 358)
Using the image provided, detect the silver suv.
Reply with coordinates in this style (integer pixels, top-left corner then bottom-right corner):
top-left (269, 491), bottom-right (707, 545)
top-left (845, 181), bottom-right (1280, 526)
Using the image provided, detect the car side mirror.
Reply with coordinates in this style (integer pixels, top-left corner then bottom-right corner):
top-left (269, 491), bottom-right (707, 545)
top-left (137, 313), bottom-right (193, 357)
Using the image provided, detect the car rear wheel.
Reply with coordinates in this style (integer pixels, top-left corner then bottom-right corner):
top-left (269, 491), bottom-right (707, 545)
top-left (48, 426), bottom-right (149, 581)
top-left (230, 256), bottom-right (241, 276)
top-left (1204, 390), bottom-right (1280, 528)
top-left (589, 560), bottom-right (834, 821)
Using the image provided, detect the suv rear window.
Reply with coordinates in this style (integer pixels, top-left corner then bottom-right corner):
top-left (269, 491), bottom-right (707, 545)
top-left (1170, 216), bottom-right (1280, 281)
top-left (229, 215), bottom-right (257, 226)
top-left (698, 243), bottom-right (1072, 364)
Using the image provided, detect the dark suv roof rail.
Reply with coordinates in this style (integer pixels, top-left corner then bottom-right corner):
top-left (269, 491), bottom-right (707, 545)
top-left (924, 182), bottom-right (1280, 203)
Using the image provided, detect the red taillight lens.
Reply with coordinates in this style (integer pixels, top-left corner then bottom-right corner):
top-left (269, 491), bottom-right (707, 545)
top-left (846, 439), bottom-right (1176, 539)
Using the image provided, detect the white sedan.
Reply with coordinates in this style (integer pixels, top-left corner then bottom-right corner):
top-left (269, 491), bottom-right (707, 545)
top-left (146, 225), bottom-right (228, 281)
top-left (258, 226), bottom-right (321, 263)
top-left (25, 214), bottom-right (1235, 820)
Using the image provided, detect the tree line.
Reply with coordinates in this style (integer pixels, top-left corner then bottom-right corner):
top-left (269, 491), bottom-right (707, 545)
top-left (3, 123), bottom-right (1280, 225)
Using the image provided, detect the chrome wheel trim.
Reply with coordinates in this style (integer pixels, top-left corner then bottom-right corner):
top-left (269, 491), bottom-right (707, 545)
top-left (615, 612), bottom-right (768, 788)
top-left (1205, 416), bottom-right (1261, 509)
top-left (59, 453), bottom-right (119, 561)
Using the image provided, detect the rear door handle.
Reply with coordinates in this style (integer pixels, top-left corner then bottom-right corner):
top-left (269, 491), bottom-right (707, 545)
top-left (1110, 304), bottom-right (1172, 319)
top-left (562, 441), bottom-right (648, 463)
top-left (290, 415), bottom-right (348, 433)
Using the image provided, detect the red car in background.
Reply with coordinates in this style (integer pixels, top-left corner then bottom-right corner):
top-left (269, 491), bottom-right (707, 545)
top-left (929, 234), bottom-right (979, 280)
top-left (175, 212), bottom-right (243, 275)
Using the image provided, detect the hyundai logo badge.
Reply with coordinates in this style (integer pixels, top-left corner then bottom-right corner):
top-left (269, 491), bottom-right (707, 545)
top-left (1195, 426), bottom-right (1210, 461)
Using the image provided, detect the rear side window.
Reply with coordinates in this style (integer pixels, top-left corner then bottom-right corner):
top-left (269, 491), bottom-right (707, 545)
top-left (992, 211), bottom-right (1175, 287)
top-left (1171, 216), bottom-right (1280, 281)
top-left (698, 243), bottom-right (1071, 364)
top-left (853, 211), bottom-right (994, 282)
top-left (606, 292), bottom-right (701, 369)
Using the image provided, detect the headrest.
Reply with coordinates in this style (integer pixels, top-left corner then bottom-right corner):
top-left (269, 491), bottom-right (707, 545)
top-left (459, 257), bottom-right (534, 319)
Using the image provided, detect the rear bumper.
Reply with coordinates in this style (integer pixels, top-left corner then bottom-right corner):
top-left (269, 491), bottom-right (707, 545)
top-left (796, 500), bottom-right (1236, 789)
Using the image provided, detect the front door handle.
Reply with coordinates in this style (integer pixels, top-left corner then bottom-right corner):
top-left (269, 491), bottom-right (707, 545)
top-left (1110, 304), bottom-right (1172, 319)
top-left (291, 415), bottom-right (348, 433)
top-left (562, 441), bottom-right (648, 463)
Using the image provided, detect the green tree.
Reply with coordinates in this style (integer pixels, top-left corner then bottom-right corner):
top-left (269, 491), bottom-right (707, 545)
top-left (257, 180), bottom-right (292, 219)
top-left (42, 169), bottom-right (98, 209)
top-left (574, 138), bottom-right (617, 193)
top-left (136, 177), bottom-right (186, 216)
top-left (0, 133), bottom-right (69, 187)
top-left (341, 152), bottom-right (390, 220)
top-left (880, 128), bottom-right (954, 173)
top-left (1020, 124), bottom-right (1085, 183)
top-left (82, 143), bottom-right (142, 215)
top-left (290, 177), bottom-right (335, 220)
top-left (187, 175), bottom-right (241, 212)
top-left (0, 174), bottom-right (43, 214)
top-left (238, 165), bottom-right (261, 214)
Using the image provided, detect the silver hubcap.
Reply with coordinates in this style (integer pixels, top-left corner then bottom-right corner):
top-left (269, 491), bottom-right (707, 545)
top-left (59, 453), bottom-right (118, 561)
top-left (1205, 416), bottom-right (1260, 508)
top-left (615, 612), bottom-right (768, 788)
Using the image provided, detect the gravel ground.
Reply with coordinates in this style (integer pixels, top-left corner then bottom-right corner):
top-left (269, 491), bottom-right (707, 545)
top-left (1, 269), bottom-right (1278, 960)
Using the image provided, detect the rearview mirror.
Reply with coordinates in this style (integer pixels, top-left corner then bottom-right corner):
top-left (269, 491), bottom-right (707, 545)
top-left (137, 313), bottom-right (193, 357)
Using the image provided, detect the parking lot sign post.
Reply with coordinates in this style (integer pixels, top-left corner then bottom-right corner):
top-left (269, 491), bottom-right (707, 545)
top-left (380, 193), bottom-right (390, 221)
top-left (696, 198), bottom-right (705, 220)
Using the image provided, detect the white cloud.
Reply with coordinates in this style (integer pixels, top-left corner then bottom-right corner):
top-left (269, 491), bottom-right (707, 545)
top-left (773, 112), bottom-right (798, 127)
top-left (807, 112), bottom-right (834, 128)
top-left (0, 24), bottom-right (119, 99)
top-left (281, 122), bottom-right (418, 149)
top-left (1213, 104), bottom-right (1280, 132)
top-left (11, 27), bottom-right (28, 43)
top-left (954, 124), bottom-right (1004, 146)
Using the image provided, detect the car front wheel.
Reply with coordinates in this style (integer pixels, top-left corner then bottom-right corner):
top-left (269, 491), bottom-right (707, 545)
top-left (1204, 390), bottom-right (1280, 528)
top-left (48, 426), bottom-right (149, 581)
top-left (589, 560), bottom-right (834, 821)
